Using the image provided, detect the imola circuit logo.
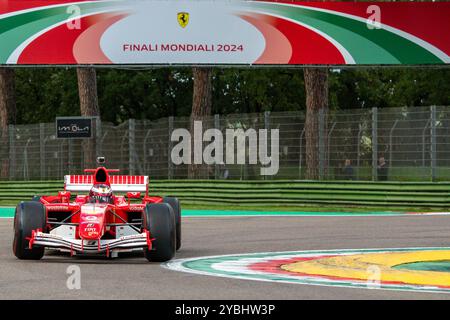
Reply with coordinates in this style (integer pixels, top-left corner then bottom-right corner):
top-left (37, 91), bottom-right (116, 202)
top-left (58, 124), bottom-right (89, 133)
top-left (177, 12), bottom-right (189, 28)
top-left (56, 117), bottom-right (92, 139)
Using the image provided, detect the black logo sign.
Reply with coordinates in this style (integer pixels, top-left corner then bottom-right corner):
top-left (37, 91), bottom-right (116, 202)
top-left (56, 118), bottom-right (92, 139)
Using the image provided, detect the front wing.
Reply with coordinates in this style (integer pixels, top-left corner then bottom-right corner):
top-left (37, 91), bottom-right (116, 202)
top-left (30, 230), bottom-right (151, 255)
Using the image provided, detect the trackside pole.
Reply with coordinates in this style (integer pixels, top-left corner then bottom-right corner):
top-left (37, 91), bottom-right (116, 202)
top-left (372, 107), bottom-right (378, 181)
top-left (264, 111), bottom-right (271, 181)
top-left (214, 114), bottom-right (220, 180)
top-left (389, 120), bottom-right (398, 170)
top-left (129, 119), bottom-right (136, 175)
top-left (95, 117), bottom-right (101, 159)
top-left (318, 108), bottom-right (325, 180)
top-left (430, 106), bottom-right (437, 181)
top-left (9, 124), bottom-right (15, 181)
top-left (168, 116), bottom-right (174, 180)
top-left (39, 123), bottom-right (45, 181)
top-left (357, 124), bottom-right (362, 180)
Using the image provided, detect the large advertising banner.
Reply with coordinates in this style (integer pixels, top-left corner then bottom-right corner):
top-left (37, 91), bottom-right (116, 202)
top-left (1, 0), bottom-right (450, 65)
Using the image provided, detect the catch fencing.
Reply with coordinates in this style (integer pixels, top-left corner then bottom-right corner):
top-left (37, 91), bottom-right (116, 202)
top-left (1, 106), bottom-right (449, 181)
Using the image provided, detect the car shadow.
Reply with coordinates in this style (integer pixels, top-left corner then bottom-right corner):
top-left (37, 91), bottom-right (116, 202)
top-left (39, 249), bottom-right (208, 265)
top-left (41, 250), bottom-right (150, 265)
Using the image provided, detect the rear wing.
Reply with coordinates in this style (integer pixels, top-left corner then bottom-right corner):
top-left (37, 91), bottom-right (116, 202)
top-left (64, 175), bottom-right (148, 193)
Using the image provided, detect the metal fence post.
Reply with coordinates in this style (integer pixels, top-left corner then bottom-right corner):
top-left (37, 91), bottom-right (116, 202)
top-left (422, 119), bottom-right (431, 167)
top-left (264, 111), bottom-right (271, 180)
top-left (372, 107), bottom-right (378, 181)
top-left (129, 119), bottom-right (136, 175)
top-left (327, 122), bottom-right (336, 179)
top-left (318, 109), bottom-right (325, 180)
top-left (120, 129), bottom-right (128, 172)
top-left (9, 125), bottom-right (15, 181)
top-left (168, 116), bottom-right (174, 180)
top-left (430, 106), bottom-right (437, 181)
top-left (214, 114), bottom-right (220, 179)
top-left (39, 123), bottom-right (45, 180)
top-left (68, 139), bottom-right (73, 174)
top-left (389, 120), bottom-right (399, 168)
top-left (23, 138), bottom-right (31, 180)
top-left (356, 124), bottom-right (363, 180)
top-left (95, 117), bottom-right (102, 157)
top-left (299, 128), bottom-right (305, 179)
top-left (264, 111), bottom-right (271, 130)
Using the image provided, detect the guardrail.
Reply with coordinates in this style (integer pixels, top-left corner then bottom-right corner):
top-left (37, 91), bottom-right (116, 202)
top-left (0, 180), bottom-right (449, 209)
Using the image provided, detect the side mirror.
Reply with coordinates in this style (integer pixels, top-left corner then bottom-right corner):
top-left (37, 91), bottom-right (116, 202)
top-left (127, 192), bottom-right (141, 199)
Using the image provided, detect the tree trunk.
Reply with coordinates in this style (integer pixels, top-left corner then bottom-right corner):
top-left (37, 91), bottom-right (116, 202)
top-left (77, 67), bottom-right (99, 168)
top-left (0, 68), bottom-right (16, 179)
top-left (189, 67), bottom-right (212, 178)
top-left (191, 67), bottom-right (212, 119)
top-left (304, 68), bottom-right (328, 180)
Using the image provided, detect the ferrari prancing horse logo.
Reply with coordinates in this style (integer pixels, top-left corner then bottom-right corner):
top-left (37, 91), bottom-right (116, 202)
top-left (177, 12), bottom-right (189, 28)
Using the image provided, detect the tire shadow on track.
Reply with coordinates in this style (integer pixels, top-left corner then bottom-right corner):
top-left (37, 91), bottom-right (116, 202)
top-left (36, 250), bottom-right (149, 265)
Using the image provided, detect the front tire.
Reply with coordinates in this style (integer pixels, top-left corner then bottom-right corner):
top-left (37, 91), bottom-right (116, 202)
top-left (163, 197), bottom-right (181, 251)
top-left (143, 203), bottom-right (176, 262)
top-left (13, 201), bottom-right (46, 260)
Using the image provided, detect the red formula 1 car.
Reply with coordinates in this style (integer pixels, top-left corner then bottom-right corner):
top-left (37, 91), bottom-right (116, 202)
top-left (12, 162), bottom-right (181, 262)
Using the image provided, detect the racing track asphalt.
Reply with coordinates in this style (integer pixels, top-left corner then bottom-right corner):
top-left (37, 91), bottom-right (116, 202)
top-left (1, 215), bottom-right (450, 300)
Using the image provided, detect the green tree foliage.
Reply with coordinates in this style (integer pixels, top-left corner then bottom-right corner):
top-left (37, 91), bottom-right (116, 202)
top-left (213, 69), bottom-right (305, 114)
top-left (13, 67), bottom-right (450, 125)
top-left (15, 68), bottom-right (79, 123)
top-left (96, 68), bottom-right (193, 123)
top-left (329, 68), bottom-right (450, 110)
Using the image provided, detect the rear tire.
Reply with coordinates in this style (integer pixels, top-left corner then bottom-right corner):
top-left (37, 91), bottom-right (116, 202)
top-left (163, 197), bottom-right (181, 251)
top-left (143, 203), bottom-right (176, 262)
top-left (13, 201), bottom-right (46, 260)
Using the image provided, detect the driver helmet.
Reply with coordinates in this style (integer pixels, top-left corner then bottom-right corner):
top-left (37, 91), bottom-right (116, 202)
top-left (89, 184), bottom-right (113, 204)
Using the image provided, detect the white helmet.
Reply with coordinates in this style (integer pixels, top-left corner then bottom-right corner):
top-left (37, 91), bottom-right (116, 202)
top-left (89, 184), bottom-right (113, 203)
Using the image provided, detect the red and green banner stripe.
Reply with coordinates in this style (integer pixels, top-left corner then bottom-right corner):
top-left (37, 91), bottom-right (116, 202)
top-left (1, 1), bottom-right (449, 65)
top-left (243, 1), bottom-right (449, 64)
